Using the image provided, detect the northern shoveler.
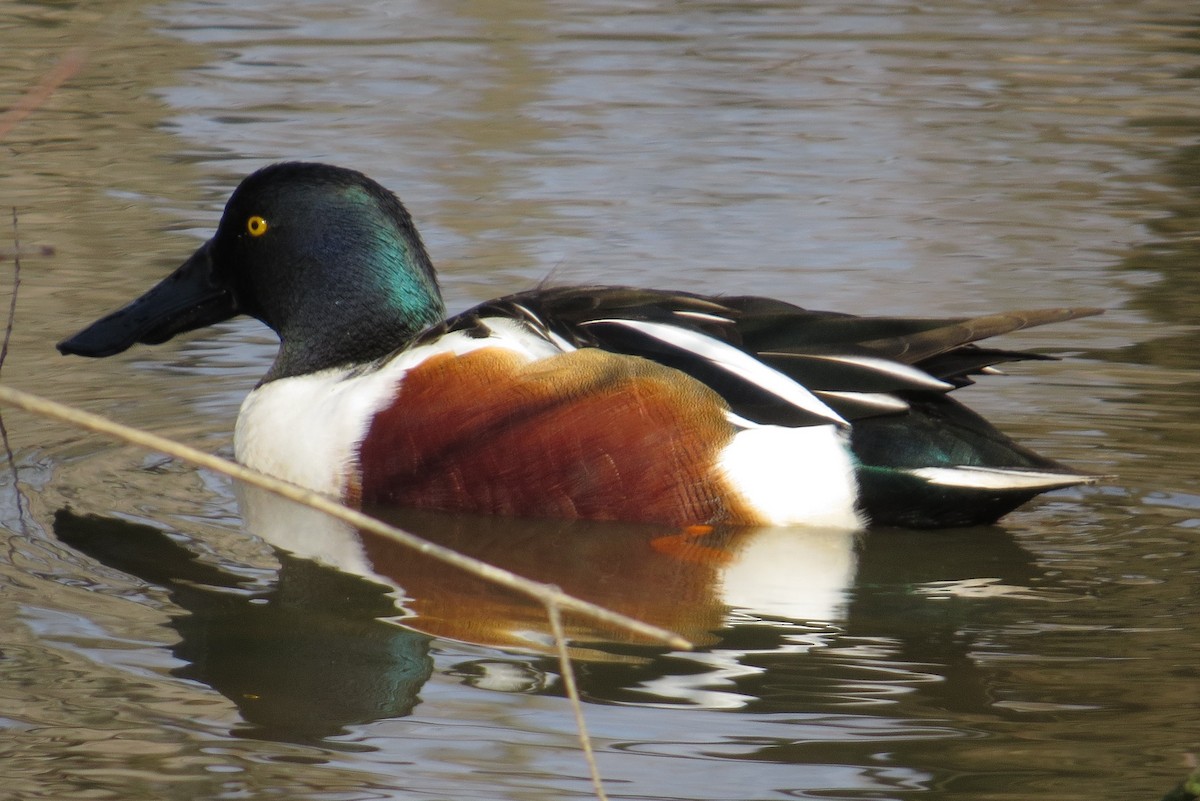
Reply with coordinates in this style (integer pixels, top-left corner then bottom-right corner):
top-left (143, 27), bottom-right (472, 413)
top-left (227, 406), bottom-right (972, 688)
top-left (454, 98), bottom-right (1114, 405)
top-left (59, 162), bottom-right (1100, 529)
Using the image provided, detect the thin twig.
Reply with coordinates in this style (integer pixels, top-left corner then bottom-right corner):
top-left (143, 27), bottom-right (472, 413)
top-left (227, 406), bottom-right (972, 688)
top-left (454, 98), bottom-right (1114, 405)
top-left (1, 209), bottom-right (22, 371)
top-left (0, 383), bottom-right (693, 650)
top-left (548, 602), bottom-right (608, 801)
top-left (0, 210), bottom-right (26, 528)
top-left (0, 49), bottom-right (85, 143)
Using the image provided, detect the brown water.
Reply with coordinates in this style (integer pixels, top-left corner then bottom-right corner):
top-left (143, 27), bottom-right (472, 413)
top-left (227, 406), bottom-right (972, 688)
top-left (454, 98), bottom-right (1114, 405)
top-left (1, 1), bottom-right (1199, 799)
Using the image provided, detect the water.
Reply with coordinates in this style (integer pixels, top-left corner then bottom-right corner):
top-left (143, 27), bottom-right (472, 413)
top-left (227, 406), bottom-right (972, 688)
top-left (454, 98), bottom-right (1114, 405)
top-left (1, 1), bottom-right (1199, 799)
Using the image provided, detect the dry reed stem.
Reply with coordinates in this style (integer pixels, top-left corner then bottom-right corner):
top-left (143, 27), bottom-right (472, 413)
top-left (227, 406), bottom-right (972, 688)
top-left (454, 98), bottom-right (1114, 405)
top-left (549, 602), bottom-right (609, 800)
top-left (0, 49), bottom-right (85, 142)
top-left (2, 209), bottom-right (22, 372)
top-left (0, 383), bottom-right (692, 651)
top-left (0, 212), bottom-right (26, 527)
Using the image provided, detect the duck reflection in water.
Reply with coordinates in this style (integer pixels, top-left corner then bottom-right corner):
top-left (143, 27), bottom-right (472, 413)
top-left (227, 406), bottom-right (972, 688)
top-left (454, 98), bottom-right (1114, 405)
top-left (54, 496), bottom-right (1047, 743)
top-left (52, 495), bottom-right (858, 737)
top-left (237, 485), bottom-right (860, 656)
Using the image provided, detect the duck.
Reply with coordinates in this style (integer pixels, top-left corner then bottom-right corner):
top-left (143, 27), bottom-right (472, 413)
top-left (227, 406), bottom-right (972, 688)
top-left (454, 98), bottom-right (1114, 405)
top-left (58, 162), bottom-right (1100, 530)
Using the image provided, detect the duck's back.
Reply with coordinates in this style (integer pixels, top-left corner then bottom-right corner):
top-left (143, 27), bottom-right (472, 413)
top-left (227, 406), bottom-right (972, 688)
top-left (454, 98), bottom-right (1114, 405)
top-left (445, 286), bottom-right (1098, 528)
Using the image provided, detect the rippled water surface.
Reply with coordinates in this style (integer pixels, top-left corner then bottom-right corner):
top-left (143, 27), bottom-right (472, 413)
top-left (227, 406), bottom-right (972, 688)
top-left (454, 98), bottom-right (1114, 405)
top-left (2, 1), bottom-right (1199, 799)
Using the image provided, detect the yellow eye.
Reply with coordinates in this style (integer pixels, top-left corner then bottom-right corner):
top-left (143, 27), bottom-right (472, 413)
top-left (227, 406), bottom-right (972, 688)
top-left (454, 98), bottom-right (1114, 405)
top-left (246, 215), bottom-right (269, 237)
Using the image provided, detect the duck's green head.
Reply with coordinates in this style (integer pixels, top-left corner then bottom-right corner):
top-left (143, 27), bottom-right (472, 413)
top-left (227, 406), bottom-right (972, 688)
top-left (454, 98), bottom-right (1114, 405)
top-left (59, 162), bottom-right (446, 380)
